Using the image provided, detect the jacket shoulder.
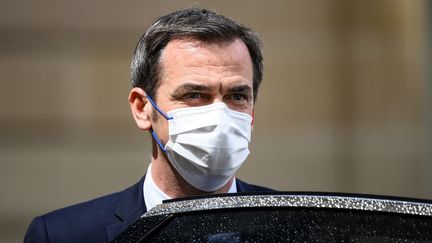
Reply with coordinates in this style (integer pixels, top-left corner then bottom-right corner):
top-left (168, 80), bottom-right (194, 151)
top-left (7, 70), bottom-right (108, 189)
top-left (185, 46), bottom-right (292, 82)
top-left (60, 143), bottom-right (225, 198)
top-left (24, 178), bottom-right (145, 243)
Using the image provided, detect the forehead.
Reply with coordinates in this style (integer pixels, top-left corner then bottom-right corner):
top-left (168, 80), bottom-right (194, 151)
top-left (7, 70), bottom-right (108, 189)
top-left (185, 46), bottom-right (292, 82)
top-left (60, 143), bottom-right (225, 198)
top-left (158, 38), bottom-right (253, 85)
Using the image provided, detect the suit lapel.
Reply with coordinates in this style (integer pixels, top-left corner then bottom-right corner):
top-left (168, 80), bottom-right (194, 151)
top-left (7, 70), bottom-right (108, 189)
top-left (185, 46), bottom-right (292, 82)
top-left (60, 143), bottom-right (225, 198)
top-left (236, 178), bottom-right (274, 192)
top-left (106, 176), bottom-right (147, 241)
top-left (236, 178), bottom-right (253, 192)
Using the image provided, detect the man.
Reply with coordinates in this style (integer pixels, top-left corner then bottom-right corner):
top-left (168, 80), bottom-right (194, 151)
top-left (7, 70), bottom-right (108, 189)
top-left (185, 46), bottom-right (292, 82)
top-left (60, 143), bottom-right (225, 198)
top-left (25, 8), bottom-right (272, 242)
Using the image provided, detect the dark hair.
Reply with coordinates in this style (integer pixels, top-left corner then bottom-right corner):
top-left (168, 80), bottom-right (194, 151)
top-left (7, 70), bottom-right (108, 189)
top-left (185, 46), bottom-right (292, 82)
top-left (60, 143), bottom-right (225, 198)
top-left (131, 8), bottom-right (263, 101)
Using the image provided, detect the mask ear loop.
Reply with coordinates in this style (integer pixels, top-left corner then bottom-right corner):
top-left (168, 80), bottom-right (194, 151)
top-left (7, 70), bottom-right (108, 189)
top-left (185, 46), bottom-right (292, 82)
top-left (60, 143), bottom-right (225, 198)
top-left (146, 95), bottom-right (173, 120)
top-left (146, 94), bottom-right (173, 153)
top-left (151, 130), bottom-right (167, 152)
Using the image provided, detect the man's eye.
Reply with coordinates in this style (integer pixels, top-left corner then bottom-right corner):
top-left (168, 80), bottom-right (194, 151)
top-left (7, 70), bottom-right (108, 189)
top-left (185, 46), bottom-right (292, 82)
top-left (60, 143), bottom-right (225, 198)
top-left (185, 92), bottom-right (203, 99)
top-left (230, 93), bottom-right (248, 101)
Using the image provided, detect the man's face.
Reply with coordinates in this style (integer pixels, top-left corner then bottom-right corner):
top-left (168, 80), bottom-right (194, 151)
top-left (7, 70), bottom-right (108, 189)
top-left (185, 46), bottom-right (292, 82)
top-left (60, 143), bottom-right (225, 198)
top-left (149, 38), bottom-right (254, 145)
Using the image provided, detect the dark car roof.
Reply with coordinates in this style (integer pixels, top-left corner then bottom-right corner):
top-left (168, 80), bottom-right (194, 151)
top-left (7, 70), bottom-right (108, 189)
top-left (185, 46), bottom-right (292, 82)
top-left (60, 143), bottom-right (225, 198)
top-left (144, 192), bottom-right (432, 218)
top-left (113, 192), bottom-right (432, 243)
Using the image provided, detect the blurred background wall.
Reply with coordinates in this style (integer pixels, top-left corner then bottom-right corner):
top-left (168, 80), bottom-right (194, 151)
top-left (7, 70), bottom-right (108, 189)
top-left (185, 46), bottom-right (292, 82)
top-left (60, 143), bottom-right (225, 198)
top-left (0, 0), bottom-right (430, 241)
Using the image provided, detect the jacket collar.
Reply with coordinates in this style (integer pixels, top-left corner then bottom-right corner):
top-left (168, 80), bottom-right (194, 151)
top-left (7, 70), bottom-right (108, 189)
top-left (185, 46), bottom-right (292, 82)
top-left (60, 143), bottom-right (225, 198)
top-left (106, 176), bottom-right (147, 241)
top-left (106, 176), bottom-right (268, 241)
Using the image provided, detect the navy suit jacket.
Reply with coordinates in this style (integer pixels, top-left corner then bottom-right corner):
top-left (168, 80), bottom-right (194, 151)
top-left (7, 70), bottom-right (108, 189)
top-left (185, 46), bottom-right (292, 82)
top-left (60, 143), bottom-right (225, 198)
top-left (24, 177), bottom-right (272, 242)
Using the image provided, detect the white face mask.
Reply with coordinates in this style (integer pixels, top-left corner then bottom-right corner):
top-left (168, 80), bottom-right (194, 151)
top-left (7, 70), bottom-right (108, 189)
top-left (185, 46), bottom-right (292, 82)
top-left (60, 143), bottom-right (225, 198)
top-left (147, 96), bottom-right (253, 192)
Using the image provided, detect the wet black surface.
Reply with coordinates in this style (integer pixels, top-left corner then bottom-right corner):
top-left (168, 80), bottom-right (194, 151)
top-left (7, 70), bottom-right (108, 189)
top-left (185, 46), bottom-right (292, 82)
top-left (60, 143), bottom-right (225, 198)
top-left (114, 207), bottom-right (432, 242)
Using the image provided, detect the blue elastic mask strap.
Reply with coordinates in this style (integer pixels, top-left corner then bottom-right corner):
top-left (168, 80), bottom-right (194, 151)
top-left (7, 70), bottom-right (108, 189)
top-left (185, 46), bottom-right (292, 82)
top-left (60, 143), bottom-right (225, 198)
top-left (146, 95), bottom-right (173, 120)
top-left (151, 129), bottom-right (167, 153)
top-left (146, 94), bottom-right (171, 153)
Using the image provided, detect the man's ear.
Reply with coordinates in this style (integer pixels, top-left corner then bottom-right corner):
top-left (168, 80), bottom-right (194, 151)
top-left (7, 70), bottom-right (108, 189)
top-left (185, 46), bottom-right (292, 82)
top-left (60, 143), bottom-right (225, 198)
top-left (129, 87), bottom-right (152, 131)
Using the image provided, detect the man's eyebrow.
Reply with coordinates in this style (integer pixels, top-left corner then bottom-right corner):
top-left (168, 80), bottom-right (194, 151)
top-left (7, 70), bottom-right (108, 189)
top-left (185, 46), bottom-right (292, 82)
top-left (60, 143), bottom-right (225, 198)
top-left (170, 83), bottom-right (210, 97)
top-left (228, 84), bottom-right (252, 93)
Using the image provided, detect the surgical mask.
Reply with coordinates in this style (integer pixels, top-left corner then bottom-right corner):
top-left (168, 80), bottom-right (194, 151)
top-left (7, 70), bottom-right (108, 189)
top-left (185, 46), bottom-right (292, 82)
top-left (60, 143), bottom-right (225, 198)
top-left (147, 95), bottom-right (252, 192)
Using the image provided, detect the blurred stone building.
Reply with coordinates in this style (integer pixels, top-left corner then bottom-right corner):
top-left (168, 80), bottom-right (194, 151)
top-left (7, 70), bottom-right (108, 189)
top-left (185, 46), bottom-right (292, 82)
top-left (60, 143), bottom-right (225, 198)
top-left (0, 0), bottom-right (430, 242)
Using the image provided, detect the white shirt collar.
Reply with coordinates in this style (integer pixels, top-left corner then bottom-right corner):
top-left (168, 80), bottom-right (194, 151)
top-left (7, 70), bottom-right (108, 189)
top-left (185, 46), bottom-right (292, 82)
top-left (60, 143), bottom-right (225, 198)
top-left (143, 163), bottom-right (170, 211)
top-left (143, 163), bottom-right (237, 211)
